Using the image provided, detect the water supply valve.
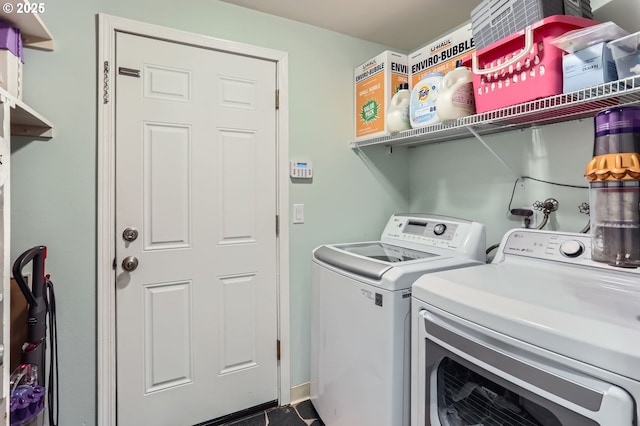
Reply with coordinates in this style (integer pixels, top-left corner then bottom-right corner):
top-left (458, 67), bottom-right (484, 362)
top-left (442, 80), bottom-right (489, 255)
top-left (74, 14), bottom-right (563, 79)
top-left (579, 202), bottom-right (590, 215)
top-left (533, 198), bottom-right (559, 214)
top-left (530, 198), bottom-right (559, 230)
top-left (578, 202), bottom-right (590, 234)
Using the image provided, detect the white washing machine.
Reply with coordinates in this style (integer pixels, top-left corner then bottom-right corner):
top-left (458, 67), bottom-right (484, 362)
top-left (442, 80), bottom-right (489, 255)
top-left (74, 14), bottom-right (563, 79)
top-left (412, 228), bottom-right (640, 426)
top-left (310, 213), bottom-right (486, 426)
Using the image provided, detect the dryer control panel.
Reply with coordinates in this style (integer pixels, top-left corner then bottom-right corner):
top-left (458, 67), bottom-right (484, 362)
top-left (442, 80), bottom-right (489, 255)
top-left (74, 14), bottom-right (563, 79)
top-left (502, 230), bottom-right (591, 262)
top-left (497, 229), bottom-right (640, 275)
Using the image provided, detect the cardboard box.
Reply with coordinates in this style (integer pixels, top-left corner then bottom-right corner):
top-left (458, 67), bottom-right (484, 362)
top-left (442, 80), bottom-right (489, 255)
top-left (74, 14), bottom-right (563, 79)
top-left (409, 24), bottom-right (475, 88)
top-left (354, 50), bottom-right (408, 140)
top-left (10, 276), bottom-right (29, 371)
top-left (563, 42), bottom-right (619, 93)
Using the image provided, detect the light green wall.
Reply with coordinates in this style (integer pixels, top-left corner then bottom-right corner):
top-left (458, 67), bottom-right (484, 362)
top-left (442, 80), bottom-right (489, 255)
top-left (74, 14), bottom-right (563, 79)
top-left (592, 0), bottom-right (640, 33)
top-left (408, 121), bottom-right (594, 247)
top-left (10, 0), bottom-right (409, 424)
top-left (407, 0), bottom-right (639, 247)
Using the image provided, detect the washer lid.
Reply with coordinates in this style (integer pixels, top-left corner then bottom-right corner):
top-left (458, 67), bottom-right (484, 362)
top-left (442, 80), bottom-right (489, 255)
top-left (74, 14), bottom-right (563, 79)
top-left (412, 260), bottom-right (640, 381)
top-left (313, 245), bottom-right (391, 280)
top-left (334, 242), bottom-right (438, 263)
top-left (313, 242), bottom-right (437, 280)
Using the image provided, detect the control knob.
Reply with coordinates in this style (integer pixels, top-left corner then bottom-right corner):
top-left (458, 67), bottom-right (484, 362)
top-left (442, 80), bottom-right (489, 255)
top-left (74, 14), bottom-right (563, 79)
top-left (559, 240), bottom-right (584, 258)
top-left (433, 223), bottom-right (447, 236)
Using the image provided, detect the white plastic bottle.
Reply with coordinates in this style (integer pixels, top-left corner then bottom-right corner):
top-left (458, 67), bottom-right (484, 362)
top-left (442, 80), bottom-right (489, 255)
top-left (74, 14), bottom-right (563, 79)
top-left (436, 66), bottom-right (476, 121)
top-left (410, 72), bottom-right (444, 128)
top-left (386, 83), bottom-right (411, 133)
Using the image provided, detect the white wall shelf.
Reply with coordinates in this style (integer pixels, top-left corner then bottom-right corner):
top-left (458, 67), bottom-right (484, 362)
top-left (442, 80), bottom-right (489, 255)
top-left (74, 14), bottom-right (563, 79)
top-left (350, 76), bottom-right (640, 150)
top-left (0, 0), bottom-right (55, 137)
top-left (11, 98), bottom-right (53, 138)
top-left (0, 89), bottom-right (52, 138)
top-left (0, 4), bottom-right (53, 425)
top-left (0, 0), bottom-right (53, 51)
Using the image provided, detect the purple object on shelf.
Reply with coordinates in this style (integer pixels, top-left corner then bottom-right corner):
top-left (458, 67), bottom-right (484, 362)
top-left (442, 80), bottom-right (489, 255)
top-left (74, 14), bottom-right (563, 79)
top-left (593, 106), bottom-right (640, 155)
top-left (0, 20), bottom-right (23, 62)
top-left (10, 385), bottom-right (45, 426)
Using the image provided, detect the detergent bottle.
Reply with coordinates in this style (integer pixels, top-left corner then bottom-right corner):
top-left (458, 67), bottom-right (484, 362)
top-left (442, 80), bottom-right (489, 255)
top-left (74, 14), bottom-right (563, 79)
top-left (410, 72), bottom-right (444, 128)
top-left (436, 65), bottom-right (476, 121)
top-left (386, 83), bottom-right (411, 133)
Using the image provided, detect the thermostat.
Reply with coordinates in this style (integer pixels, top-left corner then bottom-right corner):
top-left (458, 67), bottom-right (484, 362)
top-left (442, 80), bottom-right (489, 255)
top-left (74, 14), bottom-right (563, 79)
top-left (290, 160), bottom-right (313, 179)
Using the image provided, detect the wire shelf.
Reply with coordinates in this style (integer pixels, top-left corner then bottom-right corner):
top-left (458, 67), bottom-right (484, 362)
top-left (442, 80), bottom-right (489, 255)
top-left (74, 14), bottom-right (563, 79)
top-left (350, 76), bottom-right (640, 149)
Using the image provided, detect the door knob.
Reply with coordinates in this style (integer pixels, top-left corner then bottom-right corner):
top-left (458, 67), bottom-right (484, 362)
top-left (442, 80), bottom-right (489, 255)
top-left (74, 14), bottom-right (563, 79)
top-left (122, 227), bottom-right (139, 242)
top-left (122, 256), bottom-right (139, 272)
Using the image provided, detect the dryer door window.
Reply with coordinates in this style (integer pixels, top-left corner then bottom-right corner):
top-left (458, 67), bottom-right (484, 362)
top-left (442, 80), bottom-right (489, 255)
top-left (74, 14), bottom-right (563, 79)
top-left (432, 353), bottom-right (600, 426)
top-left (420, 309), bottom-right (636, 426)
top-left (437, 357), bottom-right (566, 425)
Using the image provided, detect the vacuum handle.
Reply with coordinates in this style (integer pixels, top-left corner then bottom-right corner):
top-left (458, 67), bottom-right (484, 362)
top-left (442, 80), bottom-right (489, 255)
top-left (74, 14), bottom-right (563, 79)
top-left (12, 246), bottom-right (46, 307)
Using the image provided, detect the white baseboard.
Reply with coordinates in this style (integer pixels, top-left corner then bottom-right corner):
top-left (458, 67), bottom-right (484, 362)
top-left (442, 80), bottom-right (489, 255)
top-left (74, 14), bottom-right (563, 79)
top-left (290, 382), bottom-right (310, 404)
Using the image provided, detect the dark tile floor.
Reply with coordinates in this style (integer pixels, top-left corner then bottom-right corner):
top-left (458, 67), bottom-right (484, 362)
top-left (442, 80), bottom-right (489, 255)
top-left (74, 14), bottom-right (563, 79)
top-left (222, 400), bottom-right (324, 426)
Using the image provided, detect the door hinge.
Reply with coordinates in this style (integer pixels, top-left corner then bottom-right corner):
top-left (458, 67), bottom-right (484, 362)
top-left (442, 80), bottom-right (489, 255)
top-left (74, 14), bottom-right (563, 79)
top-left (112, 257), bottom-right (116, 270)
top-left (103, 61), bottom-right (110, 104)
top-left (277, 339), bottom-right (281, 361)
top-left (275, 89), bottom-right (279, 110)
top-left (276, 214), bottom-right (280, 237)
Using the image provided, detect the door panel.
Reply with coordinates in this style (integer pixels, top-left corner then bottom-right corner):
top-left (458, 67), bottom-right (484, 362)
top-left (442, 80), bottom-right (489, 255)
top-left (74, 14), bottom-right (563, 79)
top-left (218, 130), bottom-right (257, 242)
top-left (144, 280), bottom-right (192, 393)
top-left (219, 273), bottom-right (258, 373)
top-left (115, 31), bottom-right (278, 426)
top-left (144, 123), bottom-right (191, 249)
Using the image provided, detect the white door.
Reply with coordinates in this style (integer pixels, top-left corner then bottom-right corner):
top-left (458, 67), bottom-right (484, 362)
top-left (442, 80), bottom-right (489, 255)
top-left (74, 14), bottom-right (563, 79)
top-left (114, 31), bottom-right (278, 426)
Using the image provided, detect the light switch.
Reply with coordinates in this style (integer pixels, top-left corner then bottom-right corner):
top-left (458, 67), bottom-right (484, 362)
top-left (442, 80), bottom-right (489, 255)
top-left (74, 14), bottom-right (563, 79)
top-left (293, 204), bottom-right (304, 224)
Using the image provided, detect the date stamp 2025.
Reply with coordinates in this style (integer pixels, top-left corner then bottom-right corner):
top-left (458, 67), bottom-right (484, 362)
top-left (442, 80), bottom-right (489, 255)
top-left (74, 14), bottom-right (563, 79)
top-left (3, 2), bottom-right (45, 14)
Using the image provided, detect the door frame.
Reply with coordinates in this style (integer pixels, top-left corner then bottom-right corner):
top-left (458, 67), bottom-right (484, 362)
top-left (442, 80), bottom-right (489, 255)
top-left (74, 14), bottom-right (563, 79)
top-left (96, 14), bottom-right (290, 426)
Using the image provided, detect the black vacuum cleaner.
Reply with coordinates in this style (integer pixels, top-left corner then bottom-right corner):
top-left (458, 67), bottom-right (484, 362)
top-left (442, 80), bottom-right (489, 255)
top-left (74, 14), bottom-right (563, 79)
top-left (10, 246), bottom-right (58, 426)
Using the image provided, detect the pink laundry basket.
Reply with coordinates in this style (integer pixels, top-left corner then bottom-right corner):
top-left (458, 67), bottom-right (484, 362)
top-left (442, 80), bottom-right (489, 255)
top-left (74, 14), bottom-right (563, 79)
top-left (462, 15), bottom-right (598, 113)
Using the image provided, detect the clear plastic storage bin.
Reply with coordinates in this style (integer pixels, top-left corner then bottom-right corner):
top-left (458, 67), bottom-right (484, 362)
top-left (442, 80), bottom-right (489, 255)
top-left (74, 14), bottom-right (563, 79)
top-left (471, 0), bottom-right (593, 51)
top-left (608, 31), bottom-right (640, 79)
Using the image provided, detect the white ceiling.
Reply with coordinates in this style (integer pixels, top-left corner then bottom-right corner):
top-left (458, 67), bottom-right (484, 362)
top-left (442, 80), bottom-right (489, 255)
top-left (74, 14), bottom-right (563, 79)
top-left (220, 0), bottom-right (485, 51)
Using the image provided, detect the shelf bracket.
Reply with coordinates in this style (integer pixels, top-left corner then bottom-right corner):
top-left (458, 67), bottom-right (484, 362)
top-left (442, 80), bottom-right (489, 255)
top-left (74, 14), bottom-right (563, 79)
top-left (465, 125), bottom-right (519, 178)
top-left (0, 93), bottom-right (14, 109)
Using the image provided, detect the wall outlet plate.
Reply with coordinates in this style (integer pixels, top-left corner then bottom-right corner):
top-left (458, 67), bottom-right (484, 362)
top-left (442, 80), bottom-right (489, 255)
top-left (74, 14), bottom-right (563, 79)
top-left (521, 205), bottom-right (540, 229)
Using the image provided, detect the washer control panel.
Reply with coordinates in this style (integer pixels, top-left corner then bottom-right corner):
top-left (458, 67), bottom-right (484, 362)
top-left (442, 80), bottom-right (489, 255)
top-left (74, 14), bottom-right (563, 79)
top-left (380, 214), bottom-right (483, 252)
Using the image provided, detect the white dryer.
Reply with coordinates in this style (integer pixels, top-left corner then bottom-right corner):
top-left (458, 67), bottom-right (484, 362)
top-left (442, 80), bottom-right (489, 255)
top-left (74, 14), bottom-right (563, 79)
top-left (412, 228), bottom-right (640, 426)
top-left (310, 213), bottom-right (486, 426)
